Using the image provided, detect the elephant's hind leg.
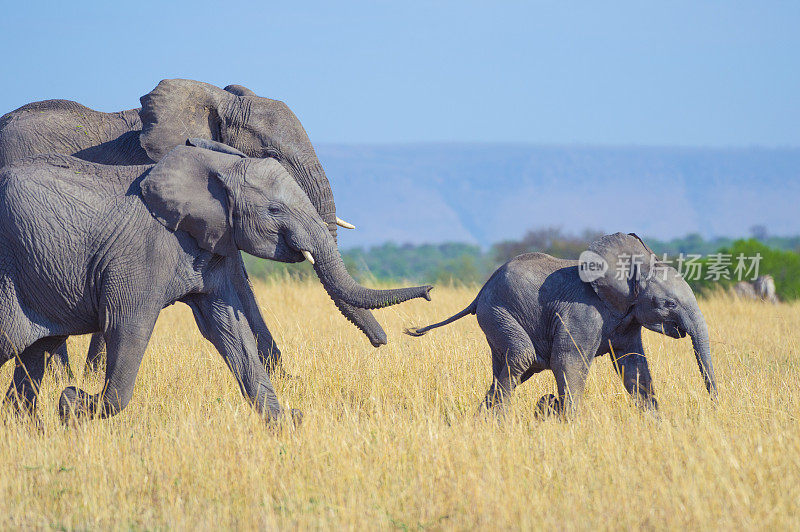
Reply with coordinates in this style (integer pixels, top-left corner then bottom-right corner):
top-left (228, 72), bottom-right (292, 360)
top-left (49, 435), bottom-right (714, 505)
top-left (59, 314), bottom-right (158, 422)
top-left (5, 336), bottom-right (67, 420)
top-left (482, 349), bottom-right (517, 413)
top-left (479, 311), bottom-right (536, 415)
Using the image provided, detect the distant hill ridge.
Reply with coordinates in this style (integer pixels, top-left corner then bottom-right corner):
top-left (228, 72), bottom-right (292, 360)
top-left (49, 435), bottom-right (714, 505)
top-left (317, 143), bottom-right (800, 248)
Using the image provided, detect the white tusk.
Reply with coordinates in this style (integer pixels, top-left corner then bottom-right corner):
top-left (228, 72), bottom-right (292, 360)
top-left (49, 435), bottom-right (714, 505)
top-left (301, 250), bottom-right (315, 265)
top-left (336, 217), bottom-right (356, 230)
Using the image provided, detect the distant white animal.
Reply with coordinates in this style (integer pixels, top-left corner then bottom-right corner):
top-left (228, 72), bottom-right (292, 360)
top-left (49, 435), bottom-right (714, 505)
top-left (733, 275), bottom-right (778, 303)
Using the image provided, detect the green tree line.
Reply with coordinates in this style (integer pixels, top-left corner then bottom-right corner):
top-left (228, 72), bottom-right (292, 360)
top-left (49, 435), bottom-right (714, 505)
top-left (243, 227), bottom-right (800, 300)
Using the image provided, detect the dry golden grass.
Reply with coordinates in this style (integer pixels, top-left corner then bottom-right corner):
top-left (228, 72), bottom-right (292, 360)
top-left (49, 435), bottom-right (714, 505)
top-left (0, 280), bottom-right (798, 529)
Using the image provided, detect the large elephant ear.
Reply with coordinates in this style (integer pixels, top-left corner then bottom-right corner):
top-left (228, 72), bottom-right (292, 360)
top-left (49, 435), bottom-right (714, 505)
top-left (140, 144), bottom-right (236, 255)
top-left (582, 232), bottom-right (655, 314)
top-left (224, 84), bottom-right (256, 97)
top-left (139, 79), bottom-right (231, 162)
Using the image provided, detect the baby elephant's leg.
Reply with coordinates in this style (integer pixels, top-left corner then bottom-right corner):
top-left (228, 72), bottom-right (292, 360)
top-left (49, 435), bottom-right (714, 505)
top-left (542, 336), bottom-right (595, 419)
top-left (479, 311), bottom-right (536, 415)
top-left (610, 335), bottom-right (657, 413)
top-left (482, 348), bottom-right (516, 412)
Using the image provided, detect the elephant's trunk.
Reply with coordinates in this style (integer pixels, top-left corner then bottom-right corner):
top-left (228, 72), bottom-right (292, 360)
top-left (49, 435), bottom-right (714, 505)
top-left (285, 154), bottom-right (388, 344)
top-left (332, 299), bottom-right (388, 347)
top-left (686, 311), bottom-right (717, 399)
top-left (307, 231), bottom-right (432, 310)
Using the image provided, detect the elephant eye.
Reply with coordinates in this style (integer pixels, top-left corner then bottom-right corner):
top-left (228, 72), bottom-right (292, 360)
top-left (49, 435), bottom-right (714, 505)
top-left (267, 205), bottom-right (281, 215)
top-left (664, 300), bottom-right (678, 309)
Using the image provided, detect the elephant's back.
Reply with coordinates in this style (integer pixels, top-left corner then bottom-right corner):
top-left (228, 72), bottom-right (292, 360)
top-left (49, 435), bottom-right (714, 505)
top-left (2, 153), bottom-right (149, 189)
top-left (488, 253), bottom-right (577, 296)
top-left (0, 157), bottom-right (152, 271)
top-left (476, 253), bottom-right (583, 332)
top-left (0, 99), bottom-right (146, 166)
top-left (0, 156), bottom-right (149, 231)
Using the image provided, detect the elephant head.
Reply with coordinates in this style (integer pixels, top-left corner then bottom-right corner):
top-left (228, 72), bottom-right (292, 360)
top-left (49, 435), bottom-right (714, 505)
top-left (139, 79), bottom-right (345, 237)
top-left (139, 80), bottom-right (385, 345)
top-left (584, 233), bottom-right (717, 398)
top-left (140, 140), bottom-right (432, 311)
top-left (223, 84), bottom-right (257, 97)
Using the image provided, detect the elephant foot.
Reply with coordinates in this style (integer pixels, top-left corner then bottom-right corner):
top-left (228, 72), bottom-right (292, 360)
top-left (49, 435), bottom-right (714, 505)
top-left (535, 394), bottom-right (562, 420)
top-left (640, 396), bottom-right (659, 414)
top-left (58, 386), bottom-right (94, 425)
top-left (635, 396), bottom-right (660, 421)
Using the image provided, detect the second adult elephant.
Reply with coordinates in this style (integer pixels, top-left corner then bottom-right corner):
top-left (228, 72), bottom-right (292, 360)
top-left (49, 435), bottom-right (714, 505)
top-left (0, 79), bottom-right (385, 374)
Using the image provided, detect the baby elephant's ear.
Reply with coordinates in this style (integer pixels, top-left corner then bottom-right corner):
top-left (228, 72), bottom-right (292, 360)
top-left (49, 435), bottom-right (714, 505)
top-left (140, 146), bottom-right (235, 255)
top-left (582, 232), bottom-right (655, 314)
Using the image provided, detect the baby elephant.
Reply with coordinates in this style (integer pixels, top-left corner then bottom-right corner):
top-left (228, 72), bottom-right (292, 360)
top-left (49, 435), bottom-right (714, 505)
top-left (406, 233), bottom-right (717, 417)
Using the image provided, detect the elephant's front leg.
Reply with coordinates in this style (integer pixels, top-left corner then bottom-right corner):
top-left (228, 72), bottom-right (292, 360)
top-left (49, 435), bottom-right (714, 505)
top-left (59, 313), bottom-right (158, 422)
top-left (610, 333), bottom-right (658, 413)
top-left (230, 255), bottom-right (288, 377)
top-left (544, 334), bottom-right (596, 419)
top-left (187, 283), bottom-right (301, 427)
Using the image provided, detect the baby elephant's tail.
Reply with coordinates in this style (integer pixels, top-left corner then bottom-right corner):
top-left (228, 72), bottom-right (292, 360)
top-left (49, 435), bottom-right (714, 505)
top-left (404, 298), bottom-right (478, 337)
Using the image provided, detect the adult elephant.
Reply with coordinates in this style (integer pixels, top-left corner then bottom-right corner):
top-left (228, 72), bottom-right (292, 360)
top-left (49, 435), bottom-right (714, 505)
top-left (0, 141), bottom-right (432, 424)
top-left (0, 79), bottom-right (384, 375)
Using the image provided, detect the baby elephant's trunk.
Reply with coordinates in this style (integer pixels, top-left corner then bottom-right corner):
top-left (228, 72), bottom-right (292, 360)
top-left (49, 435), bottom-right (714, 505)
top-left (688, 314), bottom-right (717, 399)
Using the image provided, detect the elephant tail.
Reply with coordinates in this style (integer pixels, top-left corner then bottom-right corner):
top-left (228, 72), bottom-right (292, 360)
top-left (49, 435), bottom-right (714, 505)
top-left (404, 298), bottom-right (478, 337)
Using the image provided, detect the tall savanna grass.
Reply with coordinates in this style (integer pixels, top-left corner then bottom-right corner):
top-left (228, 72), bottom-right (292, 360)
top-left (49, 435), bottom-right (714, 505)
top-left (0, 280), bottom-right (797, 529)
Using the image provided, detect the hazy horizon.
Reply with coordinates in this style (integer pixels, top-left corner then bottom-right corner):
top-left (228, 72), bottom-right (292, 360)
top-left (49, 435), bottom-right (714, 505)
top-left (314, 143), bottom-right (800, 247)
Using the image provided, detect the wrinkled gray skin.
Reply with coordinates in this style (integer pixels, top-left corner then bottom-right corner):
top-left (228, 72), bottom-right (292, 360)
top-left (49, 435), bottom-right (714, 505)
top-left (406, 233), bottom-right (716, 418)
top-left (0, 79), bottom-right (387, 377)
top-left (0, 141), bottom-right (431, 424)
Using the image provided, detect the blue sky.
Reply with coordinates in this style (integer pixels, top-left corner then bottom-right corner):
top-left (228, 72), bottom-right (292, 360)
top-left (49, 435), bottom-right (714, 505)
top-left (1, 1), bottom-right (798, 146)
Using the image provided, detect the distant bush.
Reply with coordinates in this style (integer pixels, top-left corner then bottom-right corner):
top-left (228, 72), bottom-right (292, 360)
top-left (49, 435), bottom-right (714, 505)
top-left (492, 227), bottom-right (603, 264)
top-left (343, 242), bottom-right (490, 284)
top-left (723, 240), bottom-right (800, 301)
top-left (241, 253), bottom-right (316, 281)
top-left (646, 231), bottom-right (800, 256)
top-left (681, 240), bottom-right (800, 301)
top-left (243, 243), bottom-right (492, 285)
